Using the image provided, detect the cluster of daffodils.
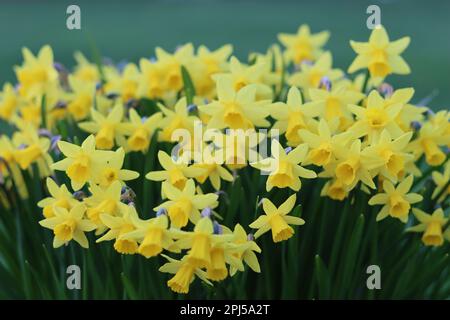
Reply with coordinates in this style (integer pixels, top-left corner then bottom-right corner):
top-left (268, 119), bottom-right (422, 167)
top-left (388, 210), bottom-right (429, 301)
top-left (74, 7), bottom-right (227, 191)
top-left (0, 24), bottom-right (449, 294)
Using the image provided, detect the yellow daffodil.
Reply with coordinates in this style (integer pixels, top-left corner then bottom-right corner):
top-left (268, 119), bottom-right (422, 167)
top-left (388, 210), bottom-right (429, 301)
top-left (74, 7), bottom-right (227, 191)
top-left (0, 83), bottom-right (19, 121)
top-left (84, 181), bottom-right (125, 232)
top-left (79, 103), bottom-right (125, 149)
top-left (251, 139), bottom-right (316, 191)
top-left (104, 63), bottom-right (141, 102)
top-left (92, 147), bottom-right (139, 188)
top-left (154, 43), bottom-right (195, 92)
top-left (145, 150), bottom-right (205, 190)
top-left (0, 135), bottom-right (28, 199)
top-left (212, 57), bottom-right (273, 99)
top-left (407, 208), bottom-right (449, 246)
top-left (278, 24), bottom-right (330, 64)
top-left (362, 130), bottom-right (414, 182)
top-left (209, 129), bottom-right (265, 170)
top-left (39, 203), bottom-right (97, 248)
top-left (271, 86), bottom-right (320, 146)
top-left (171, 216), bottom-right (233, 268)
top-left (97, 204), bottom-right (140, 255)
top-left (320, 179), bottom-right (349, 201)
top-left (288, 52), bottom-right (343, 95)
top-left (249, 195), bottom-right (305, 242)
top-left (121, 212), bottom-right (179, 258)
top-left (306, 83), bottom-right (365, 128)
top-left (159, 254), bottom-right (212, 294)
top-left (407, 111), bottom-right (450, 166)
top-left (157, 97), bottom-right (199, 142)
top-left (14, 45), bottom-right (59, 99)
top-left (154, 179), bottom-right (218, 228)
top-left (198, 77), bottom-right (272, 130)
top-left (194, 44), bottom-right (232, 98)
top-left (229, 224), bottom-right (261, 277)
top-left (348, 25), bottom-right (410, 79)
top-left (330, 139), bottom-right (382, 189)
top-left (192, 146), bottom-right (234, 190)
top-left (206, 239), bottom-right (245, 281)
top-left (52, 135), bottom-right (110, 190)
top-left (73, 51), bottom-right (100, 83)
top-left (432, 161), bottom-right (450, 202)
top-left (368, 175), bottom-right (422, 222)
top-left (299, 118), bottom-right (352, 167)
top-left (117, 109), bottom-right (162, 152)
top-left (65, 75), bottom-right (97, 121)
top-left (37, 178), bottom-right (79, 218)
top-left (348, 90), bottom-right (404, 142)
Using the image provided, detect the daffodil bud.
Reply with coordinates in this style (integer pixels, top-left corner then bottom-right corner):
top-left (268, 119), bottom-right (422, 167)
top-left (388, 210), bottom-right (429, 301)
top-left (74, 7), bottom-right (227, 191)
top-left (201, 207), bottom-right (212, 218)
top-left (156, 208), bottom-right (167, 217)
top-left (213, 221), bottom-right (222, 235)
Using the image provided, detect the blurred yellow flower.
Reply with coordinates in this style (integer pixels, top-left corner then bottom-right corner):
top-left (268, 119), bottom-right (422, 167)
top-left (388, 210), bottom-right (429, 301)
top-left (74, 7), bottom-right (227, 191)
top-left (348, 25), bottom-right (410, 79)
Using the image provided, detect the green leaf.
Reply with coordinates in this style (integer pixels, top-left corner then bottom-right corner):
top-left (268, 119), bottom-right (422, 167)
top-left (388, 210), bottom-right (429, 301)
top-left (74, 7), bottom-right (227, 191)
top-left (181, 65), bottom-right (196, 105)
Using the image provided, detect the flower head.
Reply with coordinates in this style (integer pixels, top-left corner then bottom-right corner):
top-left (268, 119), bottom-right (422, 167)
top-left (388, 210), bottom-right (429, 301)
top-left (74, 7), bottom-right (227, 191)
top-left (39, 203), bottom-right (96, 248)
top-left (369, 175), bottom-right (423, 222)
top-left (251, 139), bottom-right (317, 191)
top-left (407, 208), bottom-right (449, 246)
top-left (249, 194), bottom-right (305, 242)
top-left (348, 25), bottom-right (410, 79)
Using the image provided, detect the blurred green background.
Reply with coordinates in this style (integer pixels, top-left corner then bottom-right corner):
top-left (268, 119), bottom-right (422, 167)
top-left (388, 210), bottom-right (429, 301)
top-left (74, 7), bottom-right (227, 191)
top-left (0, 0), bottom-right (448, 109)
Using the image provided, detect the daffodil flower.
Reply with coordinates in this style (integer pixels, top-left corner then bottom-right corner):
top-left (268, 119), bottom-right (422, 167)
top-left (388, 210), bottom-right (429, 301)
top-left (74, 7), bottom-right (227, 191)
top-left (145, 150), bottom-right (205, 191)
top-left (305, 83), bottom-right (365, 128)
top-left (96, 204), bottom-right (140, 254)
top-left (407, 208), bottom-right (449, 246)
top-left (251, 139), bottom-right (317, 191)
top-left (192, 146), bottom-right (234, 190)
top-left (120, 212), bottom-right (179, 258)
top-left (79, 103), bottom-right (125, 150)
top-left (159, 254), bottom-right (212, 294)
top-left (320, 179), bottom-right (349, 201)
top-left (155, 43), bottom-right (195, 92)
top-left (52, 135), bottom-right (111, 191)
top-left (431, 161), bottom-right (450, 202)
top-left (92, 147), bottom-right (139, 188)
top-left (407, 110), bottom-right (450, 166)
top-left (154, 179), bottom-right (218, 228)
top-left (84, 180), bottom-right (125, 233)
top-left (299, 118), bottom-right (352, 167)
top-left (73, 51), bottom-right (100, 83)
top-left (368, 175), bottom-right (423, 222)
top-left (0, 83), bottom-right (19, 121)
top-left (331, 139), bottom-right (382, 189)
top-left (39, 203), bottom-right (96, 248)
top-left (212, 56), bottom-right (273, 100)
top-left (288, 52), bottom-right (343, 96)
top-left (362, 130), bottom-right (414, 182)
top-left (229, 224), bottom-right (261, 277)
top-left (195, 44), bottom-right (232, 98)
top-left (271, 86), bottom-right (320, 146)
top-left (171, 216), bottom-right (233, 268)
top-left (249, 194), bottom-right (305, 243)
top-left (198, 77), bottom-right (272, 130)
top-left (14, 45), bottom-right (59, 99)
top-left (157, 97), bottom-right (199, 142)
top-left (116, 109), bottom-right (162, 152)
top-left (348, 25), bottom-right (410, 79)
top-left (104, 62), bottom-right (140, 102)
top-left (37, 178), bottom-right (79, 218)
top-left (278, 24), bottom-right (330, 64)
top-left (348, 90), bottom-right (404, 143)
